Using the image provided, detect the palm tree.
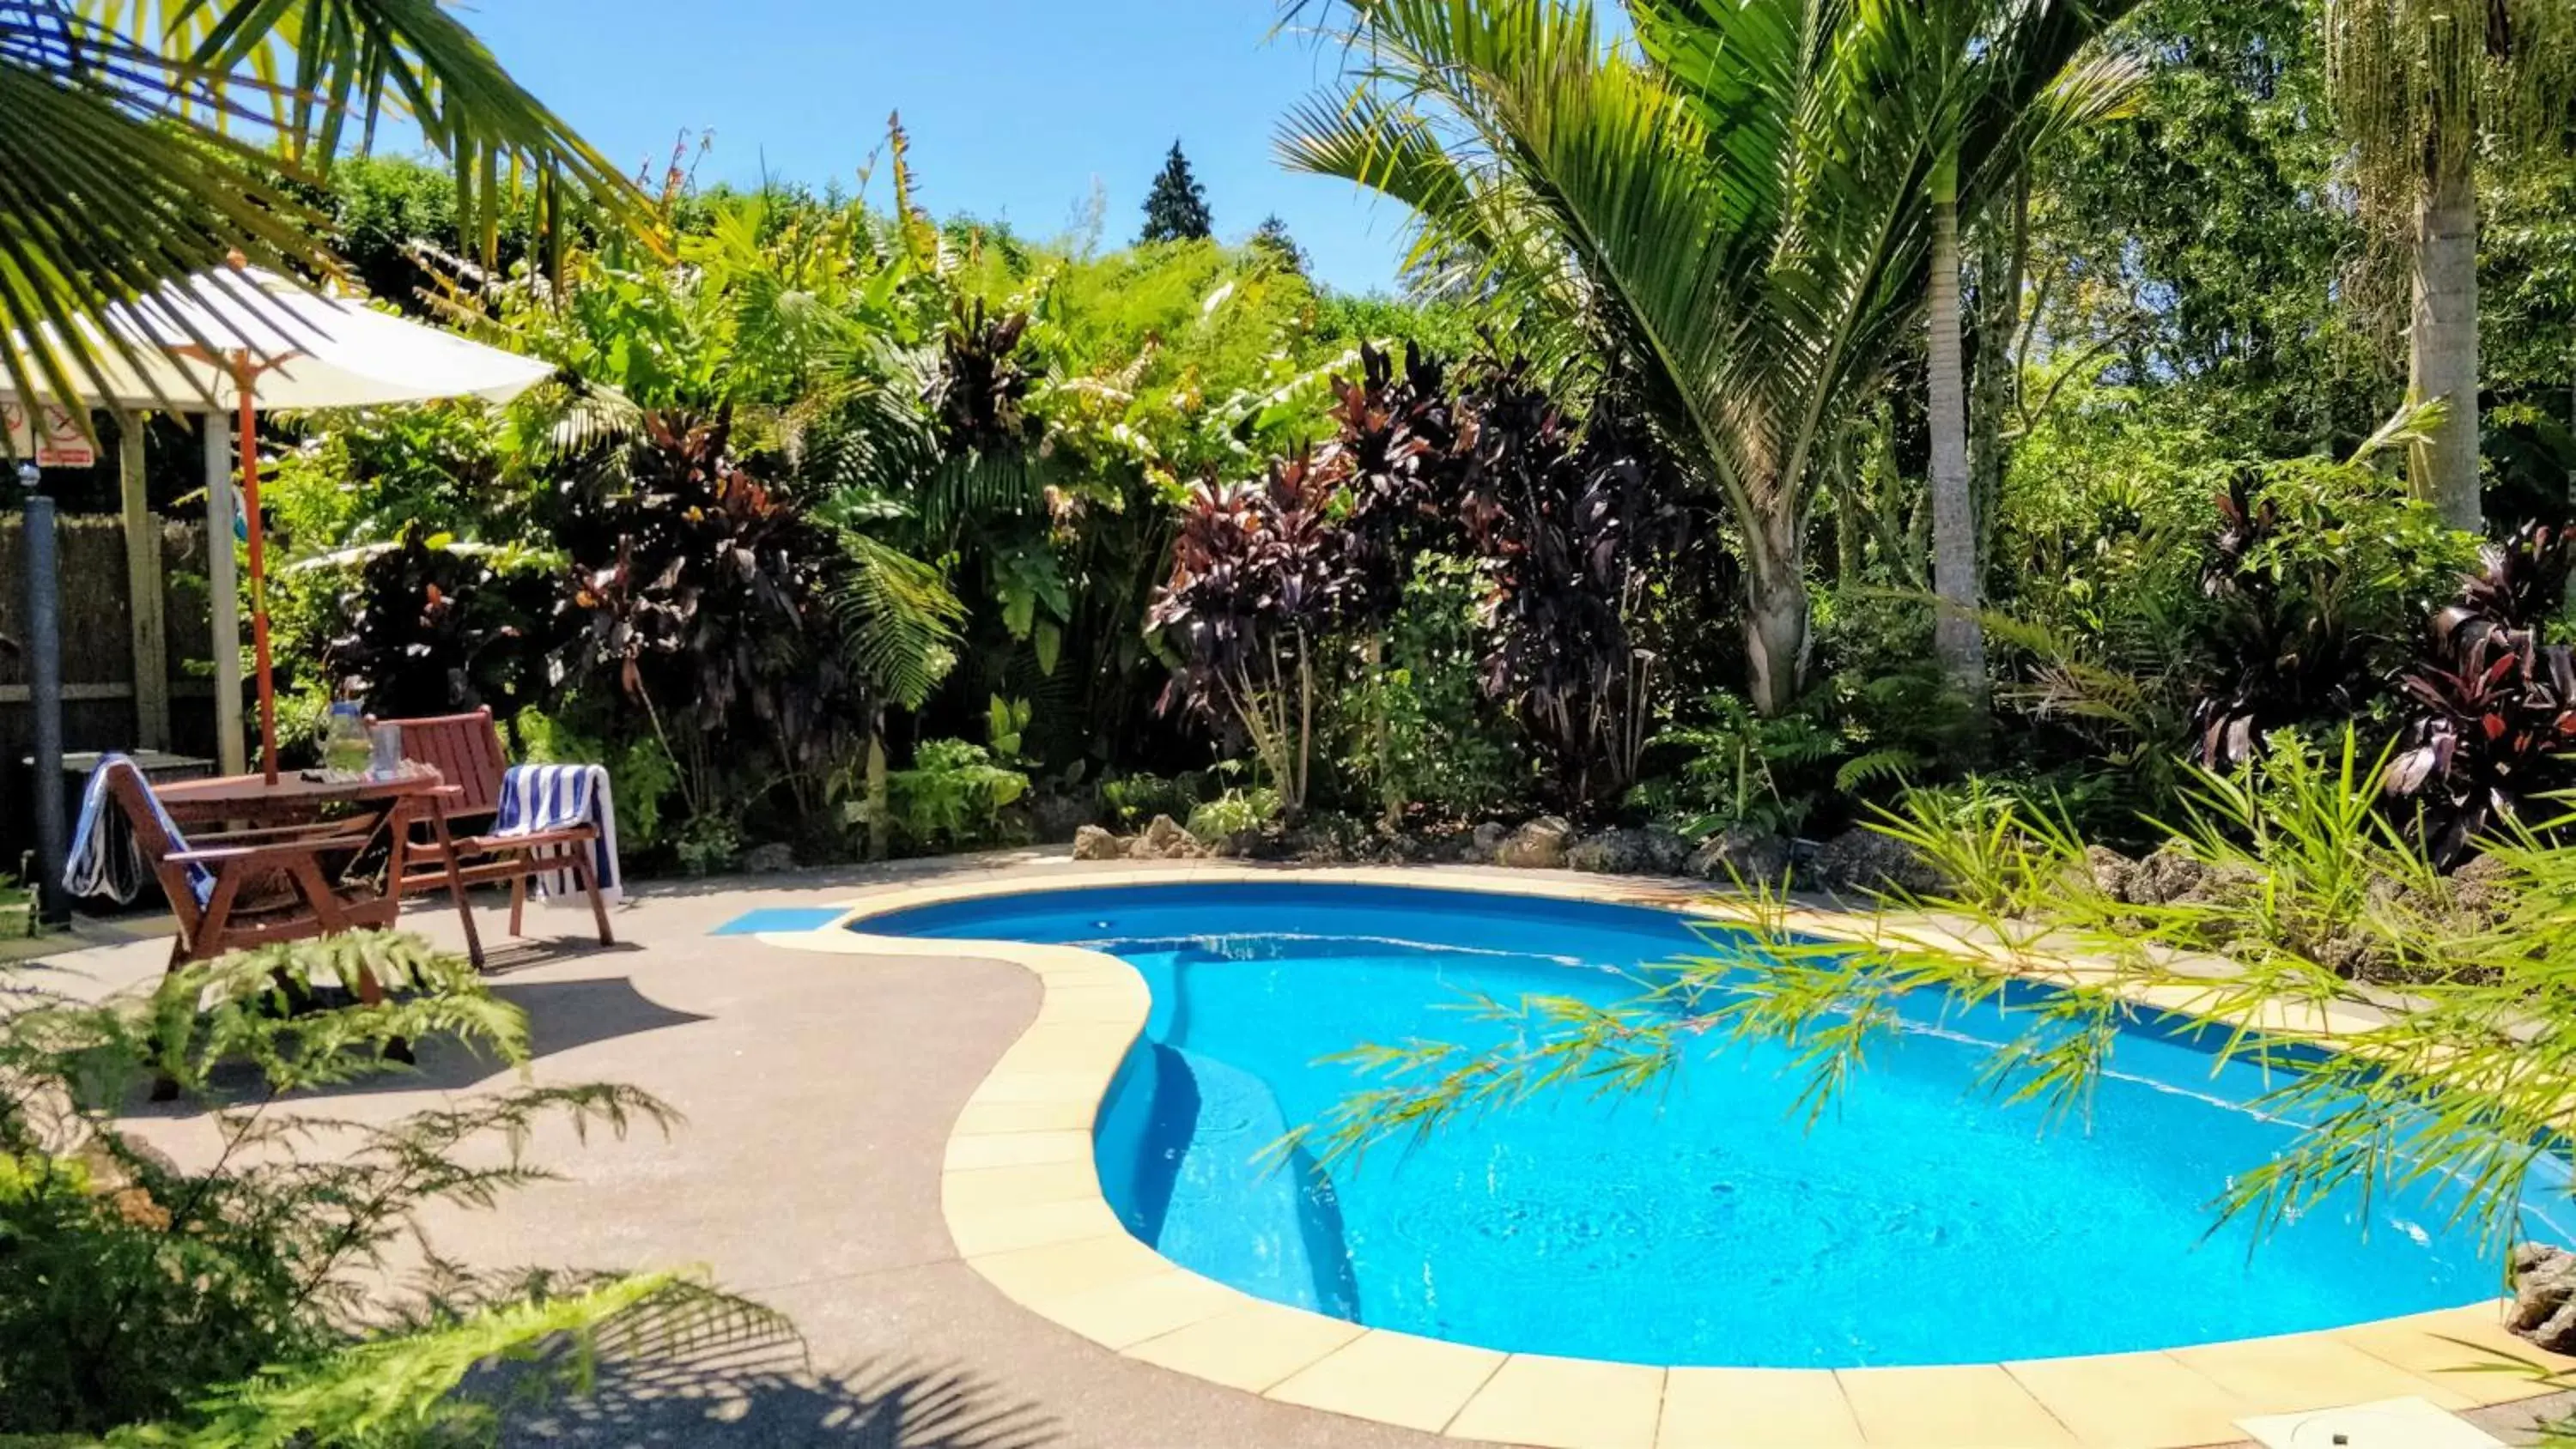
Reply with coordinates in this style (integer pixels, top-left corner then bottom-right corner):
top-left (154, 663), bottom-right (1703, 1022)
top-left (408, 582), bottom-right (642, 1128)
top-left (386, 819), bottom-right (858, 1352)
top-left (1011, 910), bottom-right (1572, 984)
top-left (2325, 0), bottom-right (2574, 531)
top-left (0, 0), bottom-right (650, 410)
top-left (1909, 1), bottom-right (2145, 706)
top-left (1282, 0), bottom-right (2136, 714)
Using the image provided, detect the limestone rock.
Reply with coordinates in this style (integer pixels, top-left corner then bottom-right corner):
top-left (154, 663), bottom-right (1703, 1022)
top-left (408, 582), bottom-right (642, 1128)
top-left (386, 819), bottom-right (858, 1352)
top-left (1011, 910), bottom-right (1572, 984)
top-left (1565, 827), bottom-right (1694, 876)
top-left (2125, 843), bottom-right (2257, 907)
top-left (1690, 829), bottom-right (1793, 887)
top-left (738, 842), bottom-right (797, 874)
top-left (2511, 1243), bottom-right (2576, 1351)
top-left (2082, 845), bottom-right (2137, 901)
top-left (1640, 826), bottom-right (1695, 876)
top-left (1461, 821), bottom-right (1510, 864)
top-left (1206, 829), bottom-right (1264, 859)
top-left (1811, 828), bottom-right (1950, 899)
top-left (1071, 825), bottom-right (1127, 862)
top-left (1566, 828), bottom-right (1648, 874)
top-left (1495, 815), bottom-right (1576, 870)
top-left (1132, 814), bottom-right (1206, 861)
top-left (2447, 852), bottom-right (2519, 925)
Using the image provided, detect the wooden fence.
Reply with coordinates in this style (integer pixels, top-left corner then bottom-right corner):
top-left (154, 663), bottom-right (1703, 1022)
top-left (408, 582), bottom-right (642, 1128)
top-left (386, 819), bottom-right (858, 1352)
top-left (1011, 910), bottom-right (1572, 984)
top-left (0, 514), bottom-right (219, 869)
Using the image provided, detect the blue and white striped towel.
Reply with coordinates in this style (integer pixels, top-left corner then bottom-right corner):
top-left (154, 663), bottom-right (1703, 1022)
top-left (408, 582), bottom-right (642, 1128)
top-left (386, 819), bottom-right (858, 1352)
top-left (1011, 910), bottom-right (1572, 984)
top-left (491, 763), bottom-right (623, 906)
top-left (64, 755), bottom-right (211, 907)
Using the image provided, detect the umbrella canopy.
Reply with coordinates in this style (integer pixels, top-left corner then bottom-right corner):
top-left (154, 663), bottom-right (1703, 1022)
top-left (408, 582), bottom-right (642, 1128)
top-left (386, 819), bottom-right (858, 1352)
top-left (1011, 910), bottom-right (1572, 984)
top-left (6, 261), bottom-right (556, 783)
top-left (5, 264), bottom-right (553, 410)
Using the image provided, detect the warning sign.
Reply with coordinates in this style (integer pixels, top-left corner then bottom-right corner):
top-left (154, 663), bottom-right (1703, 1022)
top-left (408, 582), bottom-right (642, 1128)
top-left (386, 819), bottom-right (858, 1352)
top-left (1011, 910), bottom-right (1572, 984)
top-left (2, 400), bottom-right (95, 469)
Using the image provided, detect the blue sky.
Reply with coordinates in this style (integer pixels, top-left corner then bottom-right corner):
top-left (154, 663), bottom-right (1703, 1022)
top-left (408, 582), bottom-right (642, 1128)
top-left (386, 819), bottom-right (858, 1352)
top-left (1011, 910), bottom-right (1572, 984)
top-left (444, 1), bottom-right (1413, 294)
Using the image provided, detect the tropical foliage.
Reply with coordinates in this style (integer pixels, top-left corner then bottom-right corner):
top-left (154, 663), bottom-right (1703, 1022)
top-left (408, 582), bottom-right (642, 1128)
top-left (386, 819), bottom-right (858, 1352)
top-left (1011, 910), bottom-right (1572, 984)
top-left (27, 0), bottom-right (2576, 1428)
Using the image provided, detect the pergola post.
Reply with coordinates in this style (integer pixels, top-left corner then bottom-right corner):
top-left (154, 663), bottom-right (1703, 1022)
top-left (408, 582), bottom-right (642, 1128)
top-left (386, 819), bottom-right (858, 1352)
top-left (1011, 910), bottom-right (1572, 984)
top-left (118, 410), bottom-right (170, 751)
top-left (202, 411), bottom-right (246, 774)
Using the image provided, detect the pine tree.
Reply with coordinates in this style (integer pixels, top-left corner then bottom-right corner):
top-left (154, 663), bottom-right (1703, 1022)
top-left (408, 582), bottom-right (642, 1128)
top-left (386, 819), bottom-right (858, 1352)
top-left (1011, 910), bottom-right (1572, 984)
top-left (1139, 141), bottom-right (1213, 244)
top-left (1250, 213), bottom-right (1307, 274)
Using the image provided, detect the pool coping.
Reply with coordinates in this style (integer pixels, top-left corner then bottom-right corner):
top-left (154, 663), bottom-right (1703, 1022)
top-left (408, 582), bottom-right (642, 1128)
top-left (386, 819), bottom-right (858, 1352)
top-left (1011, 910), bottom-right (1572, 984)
top-left (761, 862), bottom-right (2575, 1449)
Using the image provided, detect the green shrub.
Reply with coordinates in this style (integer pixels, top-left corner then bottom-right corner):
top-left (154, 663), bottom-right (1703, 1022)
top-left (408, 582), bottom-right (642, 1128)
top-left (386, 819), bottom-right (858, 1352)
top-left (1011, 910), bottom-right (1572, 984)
top-left (1101, 771), bottom-right (1203, 828)
top-left (1186, 786), bottom-right (1282, 840)
top-left (872, 739), bottom-right (1031, 852)
top-left (1634, 690), bottom-right (1847, 838)
top-left (1345, 557), bottom-right (1519, 822)
top-left (513, 705), bottom-right (681, 854)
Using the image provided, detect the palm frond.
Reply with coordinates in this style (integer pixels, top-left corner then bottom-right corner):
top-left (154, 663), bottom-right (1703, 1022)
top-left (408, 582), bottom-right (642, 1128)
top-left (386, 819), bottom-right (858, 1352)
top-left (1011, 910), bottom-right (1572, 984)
top-left (2, 0), bottom-right (653, 419)
top-left (831, 530), bottom-right (964, 712)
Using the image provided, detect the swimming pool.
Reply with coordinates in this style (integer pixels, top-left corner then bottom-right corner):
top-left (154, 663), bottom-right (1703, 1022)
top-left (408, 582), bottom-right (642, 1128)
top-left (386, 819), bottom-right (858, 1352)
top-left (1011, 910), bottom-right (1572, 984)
top-left (864, 879), bottom-right (2566, 1369)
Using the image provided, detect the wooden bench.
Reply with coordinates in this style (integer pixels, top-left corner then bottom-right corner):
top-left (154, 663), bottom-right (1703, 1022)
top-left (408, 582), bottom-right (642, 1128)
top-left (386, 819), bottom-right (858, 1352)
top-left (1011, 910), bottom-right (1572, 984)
top-left (369, 707), bottom-right (614, 968)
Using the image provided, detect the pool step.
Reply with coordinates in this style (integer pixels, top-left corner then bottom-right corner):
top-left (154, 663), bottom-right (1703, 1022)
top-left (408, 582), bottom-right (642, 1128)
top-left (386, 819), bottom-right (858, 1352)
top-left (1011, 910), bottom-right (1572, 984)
top-left (1154, 1046), bottom-right (1358, 1319)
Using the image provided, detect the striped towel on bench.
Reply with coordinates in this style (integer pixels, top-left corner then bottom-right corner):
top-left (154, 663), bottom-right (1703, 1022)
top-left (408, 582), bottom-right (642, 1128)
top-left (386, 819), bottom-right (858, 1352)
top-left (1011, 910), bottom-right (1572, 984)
top-left (492, 764), bottom-right (623, 906)
top-left (64, 755), bottom-right (210, 907)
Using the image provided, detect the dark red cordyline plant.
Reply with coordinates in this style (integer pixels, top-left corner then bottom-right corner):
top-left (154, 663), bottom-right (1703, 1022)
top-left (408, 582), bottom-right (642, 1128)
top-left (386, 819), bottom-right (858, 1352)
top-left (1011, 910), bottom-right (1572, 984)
top-left (327, 520), bottom-right (554, 721)
top-left (2188, 471), bottom-right (2378, 769)
top-left (1327, 341), bottom-right (1462, 621)
top-left (554, 409), bottom-right (860, 817)
top-left (2384, 523), bottom-right (2576, 865)
top-left (1456, 357), bottom-right (1682, 815)
top-left (1146, 455), bottom-right (1363, 812)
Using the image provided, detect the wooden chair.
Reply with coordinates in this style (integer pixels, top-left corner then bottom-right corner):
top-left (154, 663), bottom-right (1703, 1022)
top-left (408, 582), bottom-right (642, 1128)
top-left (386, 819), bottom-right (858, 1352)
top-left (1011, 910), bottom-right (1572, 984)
top-left (100, 761), bottom-right (399, 991)
top-left (369, 706), bottom-right (614, 968)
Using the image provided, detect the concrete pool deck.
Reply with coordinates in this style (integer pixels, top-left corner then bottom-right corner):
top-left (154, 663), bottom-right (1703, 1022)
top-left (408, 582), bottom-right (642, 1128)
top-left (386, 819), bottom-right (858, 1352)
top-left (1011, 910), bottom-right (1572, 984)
top-left (33, 854), bottom-right (2576, 1448)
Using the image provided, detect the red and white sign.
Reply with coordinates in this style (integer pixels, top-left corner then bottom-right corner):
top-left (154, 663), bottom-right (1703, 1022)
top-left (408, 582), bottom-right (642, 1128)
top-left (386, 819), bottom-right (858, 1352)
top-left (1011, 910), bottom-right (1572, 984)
top-left (2, 400), bottom-right (95, 469)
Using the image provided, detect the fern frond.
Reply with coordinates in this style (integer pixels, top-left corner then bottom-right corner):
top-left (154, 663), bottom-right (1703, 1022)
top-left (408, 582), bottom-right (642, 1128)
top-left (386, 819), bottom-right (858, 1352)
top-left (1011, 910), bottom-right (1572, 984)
top-left (1835, 748), bottom-right (1923, 795)
top-left (113, 1275), bottom-right (795, 1449)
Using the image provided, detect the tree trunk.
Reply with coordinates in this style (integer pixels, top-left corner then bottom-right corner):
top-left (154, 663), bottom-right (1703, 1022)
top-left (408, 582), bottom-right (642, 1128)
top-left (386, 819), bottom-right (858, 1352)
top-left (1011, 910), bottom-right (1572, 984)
top-left (1742, 503), bottom-right (1810, 718)
top-left (2412, 156), bottom-right (2482, 532)
top-left (1928, 191), bottom-right (1989, 707)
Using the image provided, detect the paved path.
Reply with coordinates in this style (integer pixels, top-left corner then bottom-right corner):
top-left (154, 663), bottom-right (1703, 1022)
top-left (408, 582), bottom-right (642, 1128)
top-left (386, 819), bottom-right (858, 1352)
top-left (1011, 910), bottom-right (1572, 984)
top-left (33, 854), bottom-right (2572, 1447)
top-left (57, 854), bottom-right (1449, 1448)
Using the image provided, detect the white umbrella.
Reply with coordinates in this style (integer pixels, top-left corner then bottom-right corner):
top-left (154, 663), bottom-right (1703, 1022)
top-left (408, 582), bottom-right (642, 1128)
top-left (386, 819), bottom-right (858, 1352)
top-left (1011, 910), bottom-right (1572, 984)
top-left (6, 259), bottom-right (556, 781)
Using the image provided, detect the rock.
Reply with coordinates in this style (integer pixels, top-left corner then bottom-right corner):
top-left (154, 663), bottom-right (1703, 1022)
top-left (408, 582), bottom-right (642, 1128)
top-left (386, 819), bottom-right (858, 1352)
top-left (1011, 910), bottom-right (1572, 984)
top-left (1461, 821), bottom-right (1510, 864)
top-left (738, 842), bottom-right (797, 874)
top-left (1029, 791), bottom-right (1097, 844)
top-left (1690, 828), bottom-right (1793, 886)
top-left (2124, 843), bottom-right (2257, 907)
top-left (1495, 815), bottom-right (1576, 870)
top-left (1071, 825), bottom-right (1127, 862)
top-left (2447, 852), bottom-right (2519, 925)
top-left (2082, 845), bottom-right (2137, 901)
top-left (2512, 1243), bottom-right (2576, 1351)
top-left (1565, 827), bottom-right (1692, 875)
top-left (1566, 828), bottom-right (1646, 874)
top-left (1206, 829), bottom-right (1265, 859)
top-left (1283, 814), bottom-right (1370, 864)
top-left (1641, 826), bottom-right (1694, 875)
top-left (1811, 828), bottom-right (1950, 899)
top-left (1132, 814), bottom-right (1206, 861)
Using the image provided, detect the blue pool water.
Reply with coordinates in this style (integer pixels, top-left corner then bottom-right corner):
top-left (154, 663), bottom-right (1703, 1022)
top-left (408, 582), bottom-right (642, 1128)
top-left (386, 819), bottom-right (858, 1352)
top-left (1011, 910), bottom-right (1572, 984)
top-left (864, 882), bottom-right (2567, 1367)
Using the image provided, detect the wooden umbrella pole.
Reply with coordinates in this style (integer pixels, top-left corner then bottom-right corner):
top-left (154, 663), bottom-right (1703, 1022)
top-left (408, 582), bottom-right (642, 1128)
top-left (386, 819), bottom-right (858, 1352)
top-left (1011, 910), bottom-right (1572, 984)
top-left (235, 353), bottom-right (279, 785)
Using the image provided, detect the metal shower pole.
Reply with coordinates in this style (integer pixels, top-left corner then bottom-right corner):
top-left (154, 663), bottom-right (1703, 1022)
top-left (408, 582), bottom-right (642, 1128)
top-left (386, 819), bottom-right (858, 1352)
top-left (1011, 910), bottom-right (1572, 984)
top-left (17, 459), bottom-right (67, 926)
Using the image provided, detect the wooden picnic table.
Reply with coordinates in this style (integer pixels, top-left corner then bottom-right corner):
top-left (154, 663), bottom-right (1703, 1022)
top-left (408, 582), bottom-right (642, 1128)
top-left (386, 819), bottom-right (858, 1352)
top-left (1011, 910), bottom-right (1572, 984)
top-left (155, 768), bottom-right (479, 950)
